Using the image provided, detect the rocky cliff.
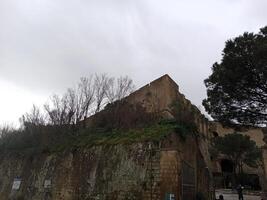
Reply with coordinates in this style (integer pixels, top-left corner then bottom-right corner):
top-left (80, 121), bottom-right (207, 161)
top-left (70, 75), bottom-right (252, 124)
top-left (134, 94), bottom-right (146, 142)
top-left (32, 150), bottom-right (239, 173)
top-left (0, 133), bottom-right (213, 200)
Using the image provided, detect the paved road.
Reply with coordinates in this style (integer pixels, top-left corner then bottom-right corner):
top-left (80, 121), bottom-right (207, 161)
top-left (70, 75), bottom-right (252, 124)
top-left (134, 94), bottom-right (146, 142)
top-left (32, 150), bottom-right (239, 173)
top-left (215, 191), bottom-right (261, 200)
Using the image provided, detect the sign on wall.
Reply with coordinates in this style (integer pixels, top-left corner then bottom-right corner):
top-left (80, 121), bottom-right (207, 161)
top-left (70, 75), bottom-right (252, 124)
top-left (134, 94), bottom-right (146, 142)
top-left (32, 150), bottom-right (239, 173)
top-left (12, 178), bottom-right (21, 190)
top-left (165, 193), bottom-right (175, 200)
top-left (44, 179), bottom-right (52, 189)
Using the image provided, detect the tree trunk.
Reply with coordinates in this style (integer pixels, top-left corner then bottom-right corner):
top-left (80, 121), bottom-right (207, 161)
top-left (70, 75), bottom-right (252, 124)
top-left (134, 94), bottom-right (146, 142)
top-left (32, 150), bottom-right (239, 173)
top-left (232, 163), bottom-right (237, 188)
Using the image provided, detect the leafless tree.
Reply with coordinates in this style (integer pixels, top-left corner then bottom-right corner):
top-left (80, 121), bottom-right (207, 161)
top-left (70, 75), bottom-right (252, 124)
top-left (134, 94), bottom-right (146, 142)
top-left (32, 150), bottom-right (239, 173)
top-left (44, 76), bottom-right (96, 125)
top-left (116, 76), bottom-right (135, 100)
top-left (65, 76), bottom-right (95, 124)
top-left (105, 76), bottom-right (135, 103)
top-left (0, 123), bottom-right (15, 139)
top-left (65, 88), bottom-right (77, 124)
top-left (44, 94), bottom-right (70, 125)
top-left (43, 74), bottom-right (134, 125)
top-left (21, 104), bottom-right (46, 126)
top-left (78, 76), bottom-right (95, 119)
top-left (94, 74), bottom-right (110, 113)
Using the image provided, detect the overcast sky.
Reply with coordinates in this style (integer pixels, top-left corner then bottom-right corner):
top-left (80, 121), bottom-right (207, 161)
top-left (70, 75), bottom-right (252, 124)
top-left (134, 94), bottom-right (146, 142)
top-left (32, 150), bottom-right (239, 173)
top-left (0, 0), bottom-right (266, 125)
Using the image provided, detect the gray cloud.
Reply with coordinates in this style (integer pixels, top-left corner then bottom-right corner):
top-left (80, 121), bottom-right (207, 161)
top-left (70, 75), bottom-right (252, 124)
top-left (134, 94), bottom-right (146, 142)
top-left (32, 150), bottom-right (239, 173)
top-left (0, 0), bottom-right (266, 123)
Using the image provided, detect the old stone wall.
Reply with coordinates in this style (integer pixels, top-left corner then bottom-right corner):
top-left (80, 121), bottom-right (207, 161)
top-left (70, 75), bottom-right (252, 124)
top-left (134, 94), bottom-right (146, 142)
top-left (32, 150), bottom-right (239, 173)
top-left (209, 122), bottom-right (265, 147)
top-left (209, 122), bottom-right (265, 172)
top-left (209, 122), bottom-right (267, 190)
top-left (0, 74), bottom-right (215, 199)
top-left (0, 143), bottom-right (156, 200)
top-left (159, 133), bottom-right (213, 200)
top-left (125, 75), bottom-right (210, 138)
top-left (84, 74), bottom-right (213, 175)
top-left (0, 134), bottom-right (213, 200)
top-left (85, 75), bottom-right (210, 140)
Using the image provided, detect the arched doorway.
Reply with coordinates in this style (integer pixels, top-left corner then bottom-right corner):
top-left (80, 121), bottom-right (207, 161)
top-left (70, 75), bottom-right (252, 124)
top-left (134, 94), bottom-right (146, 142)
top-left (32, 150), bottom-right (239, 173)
top-left (220, 159), bottom-right (234, 173)
top-left (212, 131), bottom-right (219, 138)
top-left (220, 159), bottom-right (234, 188)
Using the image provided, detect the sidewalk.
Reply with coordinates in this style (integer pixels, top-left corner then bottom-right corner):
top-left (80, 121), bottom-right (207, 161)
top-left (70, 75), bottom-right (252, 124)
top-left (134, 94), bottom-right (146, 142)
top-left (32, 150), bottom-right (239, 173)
top-left (215, 189), bottom-right (261, 200)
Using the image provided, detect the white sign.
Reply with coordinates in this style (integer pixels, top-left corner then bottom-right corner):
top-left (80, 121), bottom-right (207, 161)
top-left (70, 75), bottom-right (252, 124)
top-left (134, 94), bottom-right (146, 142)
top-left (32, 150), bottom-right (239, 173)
top-left (44, 179), bottom-right (51, 189)
top-left (12, 178), bottom-right (21, 190)
top-left (165, 193), bottom-right (175, 200)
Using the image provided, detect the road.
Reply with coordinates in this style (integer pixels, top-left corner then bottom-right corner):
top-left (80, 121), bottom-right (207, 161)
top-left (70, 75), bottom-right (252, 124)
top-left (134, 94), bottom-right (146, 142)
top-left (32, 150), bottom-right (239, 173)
top-left (215, 190), bottom-right (261, 200)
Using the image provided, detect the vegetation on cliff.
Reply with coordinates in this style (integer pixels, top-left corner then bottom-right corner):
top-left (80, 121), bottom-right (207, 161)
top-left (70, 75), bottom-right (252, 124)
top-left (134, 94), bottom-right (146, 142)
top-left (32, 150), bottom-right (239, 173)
top-left (0, 73), bottom-right (136, 153)
top-left (54, 120), bottom-right (195, 151)
top-left (0, 74), bottom-right (199, 154)
top-left (0, 119), bottom-right (195, 154)
top-left (21, 74), bottom-right (135, 127)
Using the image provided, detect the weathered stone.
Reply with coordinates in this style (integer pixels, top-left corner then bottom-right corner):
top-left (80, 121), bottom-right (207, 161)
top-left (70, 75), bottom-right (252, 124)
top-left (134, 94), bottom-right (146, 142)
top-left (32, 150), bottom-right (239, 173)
top-left (0, 75), bottom-right (214, 200)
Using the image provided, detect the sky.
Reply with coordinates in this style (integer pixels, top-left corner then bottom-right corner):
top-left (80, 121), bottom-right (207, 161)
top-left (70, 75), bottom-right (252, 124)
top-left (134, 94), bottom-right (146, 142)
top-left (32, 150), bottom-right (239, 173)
top-left (0, 0), bottom-right (267, 125)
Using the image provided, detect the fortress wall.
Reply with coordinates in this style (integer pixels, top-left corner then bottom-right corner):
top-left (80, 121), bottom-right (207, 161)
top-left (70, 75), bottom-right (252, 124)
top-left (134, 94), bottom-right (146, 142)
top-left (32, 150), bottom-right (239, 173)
top-left (209, 122), bottom-right (265, 147)
top-left (125, 74), bottom-right (210, 139)
top-left (209, 122), bottom-right (267, 190)
top-left (84, 74), bottom-right (210, 141)
top-left (125, 74), bottom-right (179, 114)
top-left (0, 74), bottom-right (216, 199)
top-left (0, 135), bottom-right (214, 200)
top-left (0, 144), bottom-right (157, 200)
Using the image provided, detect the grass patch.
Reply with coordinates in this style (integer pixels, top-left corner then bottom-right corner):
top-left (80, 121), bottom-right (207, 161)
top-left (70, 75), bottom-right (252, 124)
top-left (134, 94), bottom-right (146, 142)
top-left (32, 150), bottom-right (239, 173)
top-left (52, 120), bottom-right (196, 152)
top-left (0, 120), bottom-right (196, 154)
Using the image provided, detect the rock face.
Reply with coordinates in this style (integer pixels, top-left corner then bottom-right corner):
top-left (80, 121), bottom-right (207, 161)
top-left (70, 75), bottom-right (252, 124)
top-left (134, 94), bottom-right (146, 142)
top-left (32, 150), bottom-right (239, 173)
top-left (0, 74), bottom-right (214, 200)
top-left (0, 144), bottom-right (153, 200)
top-left (0, 135), bottom-right (213, 200)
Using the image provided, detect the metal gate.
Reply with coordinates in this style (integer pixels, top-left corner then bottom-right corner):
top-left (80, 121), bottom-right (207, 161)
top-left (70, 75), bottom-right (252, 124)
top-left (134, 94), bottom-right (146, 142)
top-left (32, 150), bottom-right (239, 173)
top-left (181, 162), bottom-right (196, 200)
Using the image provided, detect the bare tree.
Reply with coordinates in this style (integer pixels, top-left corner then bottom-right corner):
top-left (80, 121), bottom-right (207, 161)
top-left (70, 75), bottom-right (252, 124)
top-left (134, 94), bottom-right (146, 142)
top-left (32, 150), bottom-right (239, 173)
top-left (65, 76), bottom-right (95, 124)
top-left (65, 88), bottom-right (77, 124)
top-left (105, 77), bottom-right (116, 103)
top-left (43, 74), bottom-right (134, 125)
top-left (21, 104), bottom-right (45, 126)
top-left (78, 76), bottom-right (95, 119)
top-left (94, 74), bottom-right (110, 113)
top-left (44, 76), bottom-right (96, 125)
top-left (0, 123), bottom-right (15, 139)
top-left (116, 76), bottom-right (135, 100)
top-left (44, 94), bottom-right (70, 125)
top-left (105, 76), bottom-right (135, 103)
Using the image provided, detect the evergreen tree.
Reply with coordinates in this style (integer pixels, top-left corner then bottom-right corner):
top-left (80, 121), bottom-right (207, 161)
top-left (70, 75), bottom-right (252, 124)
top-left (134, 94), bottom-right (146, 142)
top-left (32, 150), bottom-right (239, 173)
top-left (203, 26), bottom-right (267, 126)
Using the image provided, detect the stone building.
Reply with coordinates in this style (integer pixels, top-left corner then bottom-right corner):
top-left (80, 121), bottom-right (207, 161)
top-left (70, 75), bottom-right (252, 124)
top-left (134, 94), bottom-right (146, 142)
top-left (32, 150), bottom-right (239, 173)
top-left (209, 122), bottom-right (267, 190)
top-left (1, 74), bottom-right (266, 199)
top-left (0, 74), bottom-right (215, 200)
